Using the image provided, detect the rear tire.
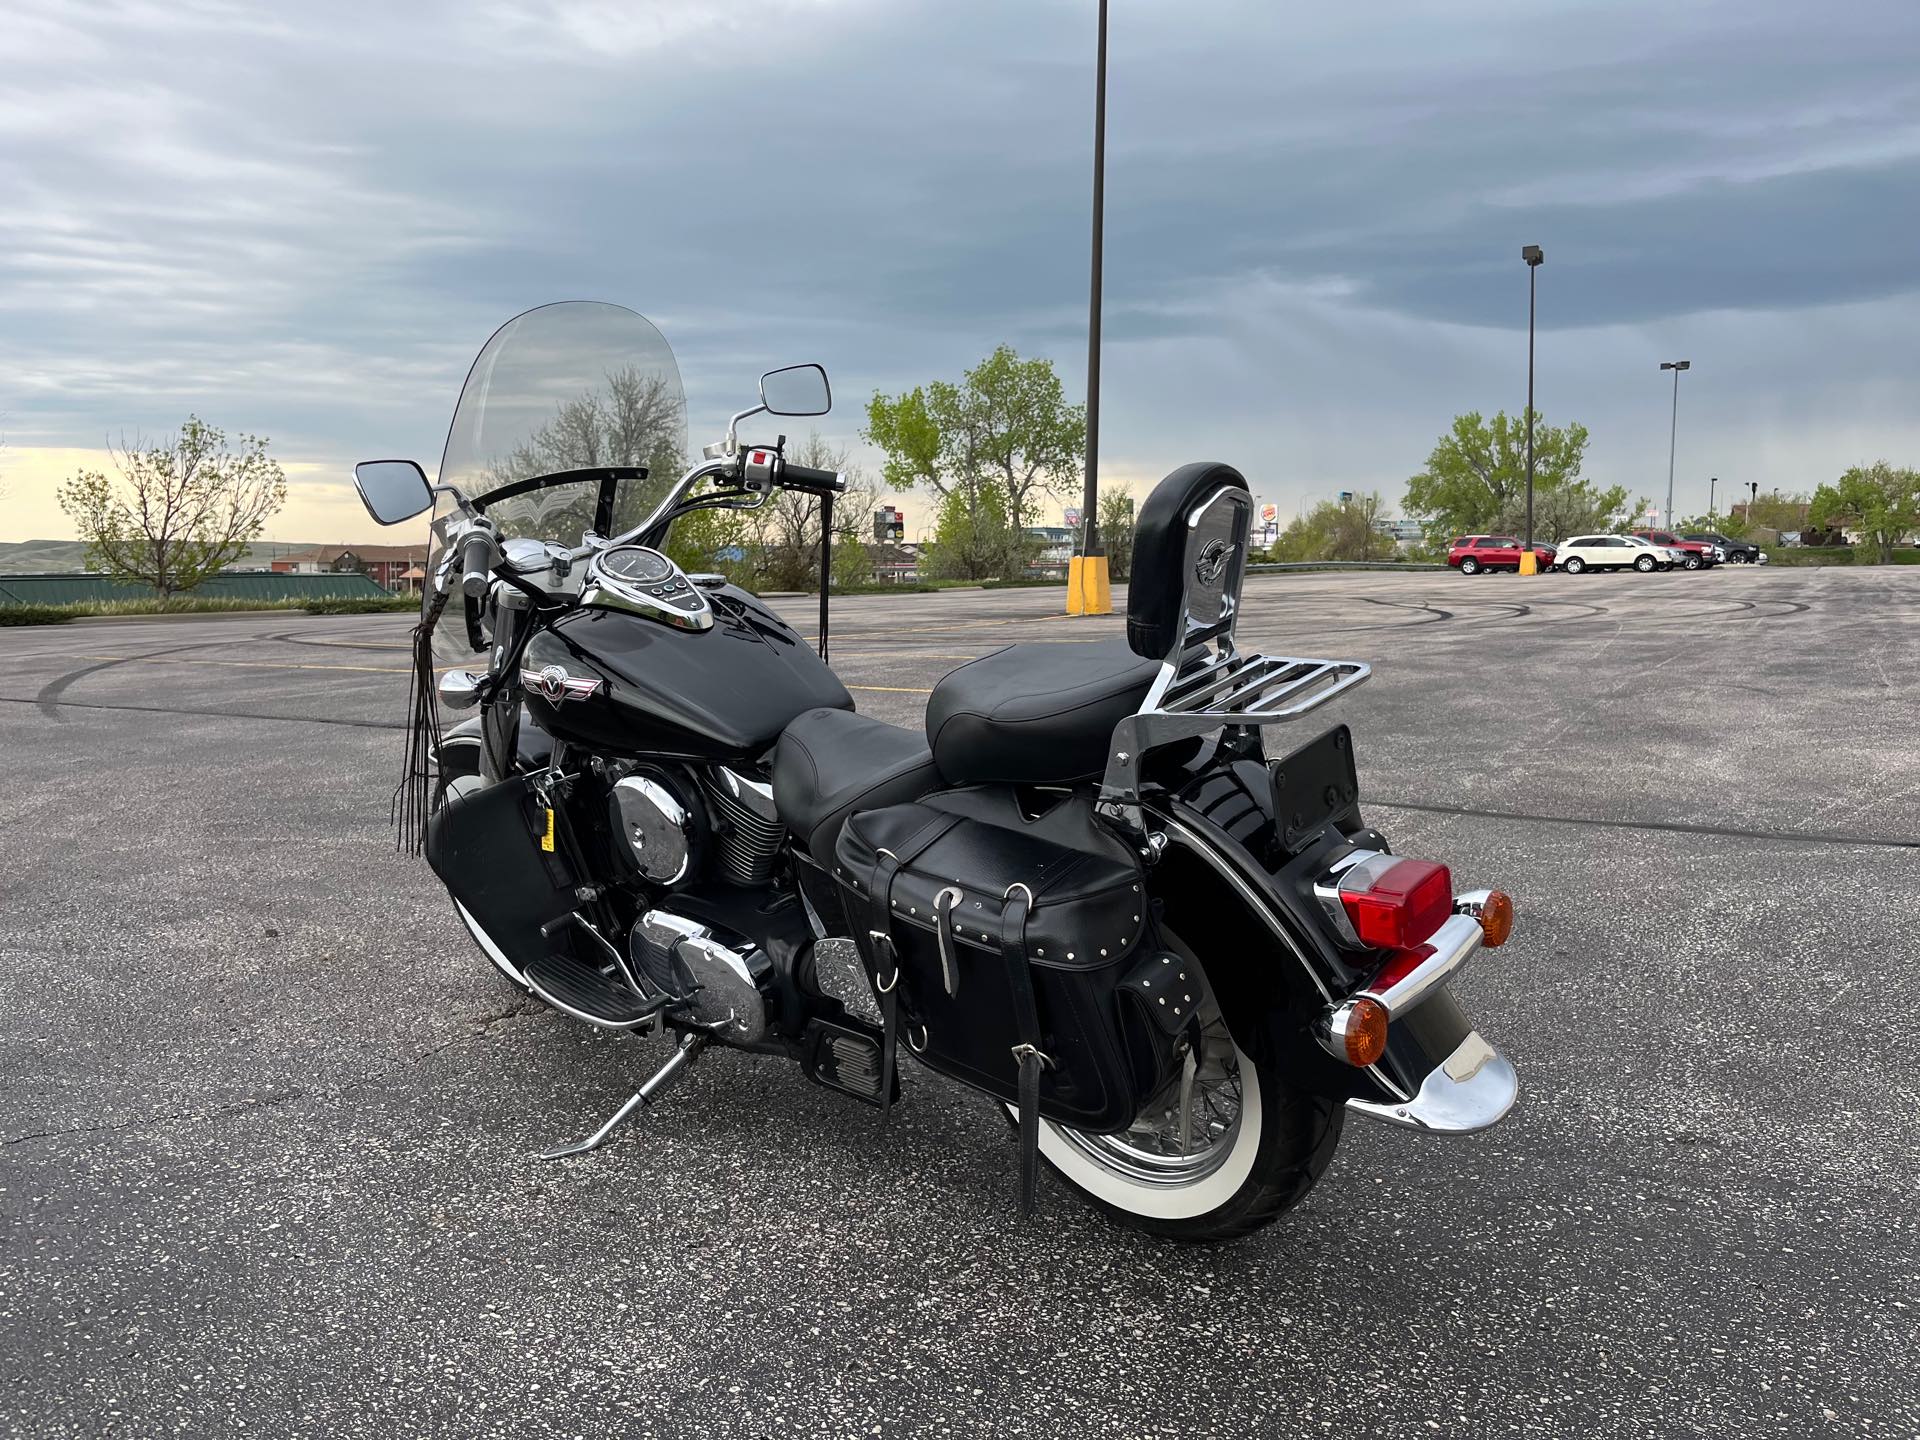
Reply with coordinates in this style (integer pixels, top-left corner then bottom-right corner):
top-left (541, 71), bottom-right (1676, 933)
top-left (1011, 937), bottom-right (1343, 1242)
top-left (1564, 556), bottom-right (1586, 574)
top-left (1683, 554), bottom-right (1702, 571)
top-left (1635, 555), bottom-right (1657, 572)
top-left (1459, 557), bottom-right (1480, 575)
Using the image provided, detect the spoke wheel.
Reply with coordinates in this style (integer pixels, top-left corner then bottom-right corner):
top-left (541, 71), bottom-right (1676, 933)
top-left (1058, 1003), bottom-right (1246, 1189)
top-left (1012, 938), bottom-right (1343, 1241)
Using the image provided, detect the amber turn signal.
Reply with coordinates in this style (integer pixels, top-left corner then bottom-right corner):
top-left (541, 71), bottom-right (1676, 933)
top-left (1476, 890), bottom-right (1515, 948)
top-left (1333, 996), bottom-right (1390, 1067)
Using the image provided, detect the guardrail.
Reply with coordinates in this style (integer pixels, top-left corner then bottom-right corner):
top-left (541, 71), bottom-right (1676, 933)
top-left (1248, 561), bottom-right (1448, 575)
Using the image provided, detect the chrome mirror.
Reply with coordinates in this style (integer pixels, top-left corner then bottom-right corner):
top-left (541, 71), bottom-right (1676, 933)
top-left (354, 460), bottom-right (433, 525)
top-left (759, 363), bottom-right (831, 417)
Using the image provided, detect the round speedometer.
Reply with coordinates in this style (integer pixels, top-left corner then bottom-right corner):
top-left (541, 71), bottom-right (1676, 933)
top-left (597, 546), bottom-right (676, 585)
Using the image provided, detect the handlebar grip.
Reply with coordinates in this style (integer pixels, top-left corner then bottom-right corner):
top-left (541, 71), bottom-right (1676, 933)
top-left (459, 528), bottom-right (495, 600)
top-left (780, 461), bottom-right (846, 494)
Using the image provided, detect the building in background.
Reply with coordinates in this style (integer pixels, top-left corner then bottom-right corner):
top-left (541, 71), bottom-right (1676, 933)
top-left (271, 544), bottom-right (429, 592)
top-left (1372, 518), bottom-right (1424, 548)
top-left (1025, 526), bottom-right (1074, 579)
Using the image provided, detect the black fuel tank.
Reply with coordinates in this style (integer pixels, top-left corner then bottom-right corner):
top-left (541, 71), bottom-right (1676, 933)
top-left (522, 586), bottom-right (852, 761)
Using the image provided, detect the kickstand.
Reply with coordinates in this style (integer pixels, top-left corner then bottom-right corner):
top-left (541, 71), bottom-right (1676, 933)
top-left (539, 1033), bottom-right (708, 1160)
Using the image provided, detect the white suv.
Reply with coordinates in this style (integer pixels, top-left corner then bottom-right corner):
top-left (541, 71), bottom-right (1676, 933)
top-left (1557, 534), bottom-right (1682, 574)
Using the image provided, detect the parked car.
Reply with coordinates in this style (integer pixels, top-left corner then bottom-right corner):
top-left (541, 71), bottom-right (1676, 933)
top-left (1556, 534), bottom-right (1683, 574)
top-left (1631, 528), bottom-right (1717, 570)
top-left (1447, 534), bottom-right (1558, 575)
top-left (1683, 531), bottom-right (1763, 564)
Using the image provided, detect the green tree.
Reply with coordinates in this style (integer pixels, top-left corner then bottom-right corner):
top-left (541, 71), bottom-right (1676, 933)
top-left (1269, 492), bottom-right (1392, 562)
top-left (925, 483), bottom-right (1015, 580)
top-left (1739, 490), bottom-right (1809, 538)
top-left (1404, 410), bottom-right (1622, 544)
top-left (1811, 463), bottom-right (1920, 563)
top-left (865, 346), bottom-right (1084, 577)
top-left (1098, 490), bottom-right (1136, 580)
top-left (58, 416), bottom-right (287, 596)
top-left (830, 521), bottom-right (874, 591)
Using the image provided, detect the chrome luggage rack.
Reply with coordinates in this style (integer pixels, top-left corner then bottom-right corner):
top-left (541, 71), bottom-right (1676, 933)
top-left (1098, 650), bottom-right (1370, 837)
top-left (1157, 650), bottom-right (1368, 720)
top-left (1095, 475), bottom-right (1369, 839)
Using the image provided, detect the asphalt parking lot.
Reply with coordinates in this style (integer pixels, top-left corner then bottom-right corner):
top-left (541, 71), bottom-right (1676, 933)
top-left (3, 566), bottom-right (1917, 1438)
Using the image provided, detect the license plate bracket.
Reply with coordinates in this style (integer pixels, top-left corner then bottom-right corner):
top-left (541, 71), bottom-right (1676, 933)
top-left (1269, 723), bottom-right (1362, 853)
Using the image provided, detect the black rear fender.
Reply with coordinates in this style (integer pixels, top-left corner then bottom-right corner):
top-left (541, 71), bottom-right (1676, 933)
top-left (1146, 799), bottom-right (1468, 1109)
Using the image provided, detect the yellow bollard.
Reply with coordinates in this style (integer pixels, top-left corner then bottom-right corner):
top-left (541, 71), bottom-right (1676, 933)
top-left (1067, 555), bottom-right (1113, 615)
top-left (1518, 549), bottom-right (1539, 576)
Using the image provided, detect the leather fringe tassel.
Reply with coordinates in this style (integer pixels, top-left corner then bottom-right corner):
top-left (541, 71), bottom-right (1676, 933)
top-left (391, 601), bottom-right (446, 854)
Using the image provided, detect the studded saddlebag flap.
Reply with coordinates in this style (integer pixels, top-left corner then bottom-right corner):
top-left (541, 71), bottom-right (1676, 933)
top-left (833, 788), bottom-right (1172, 1145)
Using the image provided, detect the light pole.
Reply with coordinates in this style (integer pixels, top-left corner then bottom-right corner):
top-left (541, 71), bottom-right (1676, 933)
top-left (1520, 245), bottom-right (1544, 574)
top-left (1659, 359), bottom-right (1690, 529)
top-left (1069, 0), bottom-right (1112, 616)
top-left (1709, 476), bottom-right (1718, 519)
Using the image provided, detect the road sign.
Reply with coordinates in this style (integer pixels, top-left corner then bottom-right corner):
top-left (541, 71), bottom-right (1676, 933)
top-left (1064, 507), bottom-right (1081, 529)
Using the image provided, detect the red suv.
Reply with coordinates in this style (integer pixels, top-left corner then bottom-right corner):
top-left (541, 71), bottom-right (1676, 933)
top-left (1630, 529), bottom-right (1716, 570)
top-left (1447, 535), bottom-right (1557, 575)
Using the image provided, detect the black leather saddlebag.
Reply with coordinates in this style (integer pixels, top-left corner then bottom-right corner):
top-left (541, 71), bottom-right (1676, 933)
top-left (833, 787), bottom-right (1179, 1135)
top-left (426, 775), bottom-right (581, 972)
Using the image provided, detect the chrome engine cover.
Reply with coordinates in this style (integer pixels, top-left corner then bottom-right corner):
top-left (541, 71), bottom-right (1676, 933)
top-left (610, 774), bottom-right (696, 885)
top-left (629, 910), bottom-right (771, 1043)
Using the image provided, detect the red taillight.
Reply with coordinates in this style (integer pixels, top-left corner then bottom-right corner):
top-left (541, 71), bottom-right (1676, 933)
top-left (1338, 856), bottom-right (1452, 950)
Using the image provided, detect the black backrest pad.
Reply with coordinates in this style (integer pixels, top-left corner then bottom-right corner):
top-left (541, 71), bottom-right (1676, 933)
top-left (1126, 461), bottom-right (1252, 660)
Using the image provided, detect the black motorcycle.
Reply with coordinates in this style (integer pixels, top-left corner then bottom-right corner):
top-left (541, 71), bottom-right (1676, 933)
top-left (354, 301), bottom-right (1518, 1240)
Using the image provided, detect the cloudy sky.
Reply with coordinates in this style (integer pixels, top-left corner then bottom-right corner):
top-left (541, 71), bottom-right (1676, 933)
top-left (3, 0), bottom-right (1917, 544)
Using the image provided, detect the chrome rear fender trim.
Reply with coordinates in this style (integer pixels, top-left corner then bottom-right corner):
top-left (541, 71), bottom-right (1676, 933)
top-left (1361, 912), bottom-right (1484, 1018)
top-left (1346, 1031), bottom-right (1517, 1133)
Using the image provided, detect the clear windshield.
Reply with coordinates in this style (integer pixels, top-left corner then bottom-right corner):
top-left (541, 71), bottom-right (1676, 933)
top-left (424, 301), bottom-right (688, 648)
top-left (439, 301), bottom-right (687, 542)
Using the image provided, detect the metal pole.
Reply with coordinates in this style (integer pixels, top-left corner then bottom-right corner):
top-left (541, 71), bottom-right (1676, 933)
top-left (1079, 0), bottom-right (1107, 561)
top-left (1525, 262), bottom-right (1536, 552)
top-left (1709, 476), bottom-right (1717, 519)
top-left (1665, 366), bottom-right (1680, 530)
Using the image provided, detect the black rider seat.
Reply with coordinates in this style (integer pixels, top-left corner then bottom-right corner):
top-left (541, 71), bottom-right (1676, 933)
top-left (773, 707), bottom-right (943, 868)
top-left (923, 639), bottom-right (1160, 787)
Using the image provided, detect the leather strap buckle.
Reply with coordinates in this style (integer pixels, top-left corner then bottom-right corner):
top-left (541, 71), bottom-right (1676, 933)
top-left (1010, 1042), bottom-right (1054, 1071)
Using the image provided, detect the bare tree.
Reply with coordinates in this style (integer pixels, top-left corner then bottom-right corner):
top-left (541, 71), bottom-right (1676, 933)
top-left (485, 367), bottom-right (687, 540)
top-left (743, 431), bottom-right (881, 590)
top-left (57, 417), bottom-right (286, 595)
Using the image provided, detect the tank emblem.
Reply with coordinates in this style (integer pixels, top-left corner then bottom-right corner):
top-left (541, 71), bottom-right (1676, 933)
top-left (520, 664), bottom-right (602, 705)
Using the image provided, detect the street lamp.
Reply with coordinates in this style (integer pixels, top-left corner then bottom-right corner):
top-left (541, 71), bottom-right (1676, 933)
top-left (1521, 245), bottom-right (1544, 573)
top-left (1709, 476), bottom-right (1718, 519)
top-left (1659, 359), bottom-right (1691, 529)
top-left (1070, 0), bottom-right (1113, 616)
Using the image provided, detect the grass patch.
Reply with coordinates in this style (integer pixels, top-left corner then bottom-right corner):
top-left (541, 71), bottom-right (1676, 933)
top-left (298, 595), bottom-right (421, 614)
top-left (0, 605), bottom-right (79, 626)
top-left (0, 594), bottom-right (419, 625)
